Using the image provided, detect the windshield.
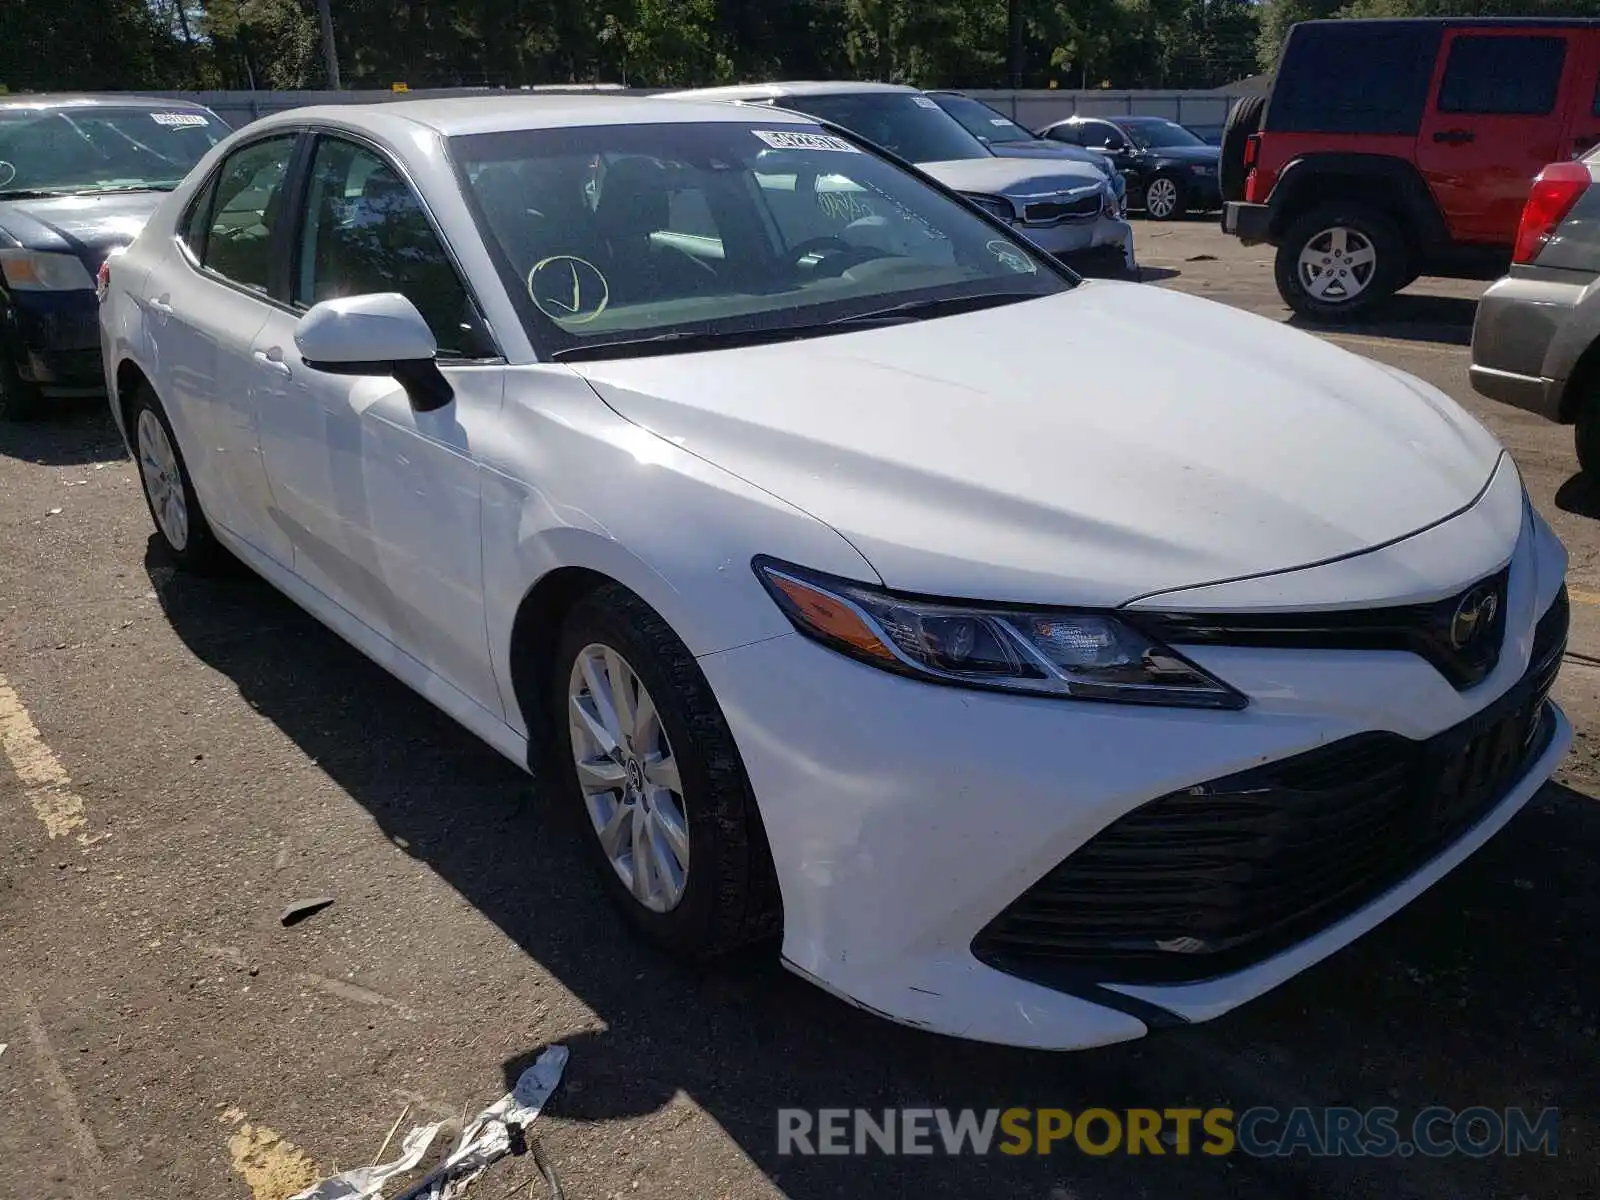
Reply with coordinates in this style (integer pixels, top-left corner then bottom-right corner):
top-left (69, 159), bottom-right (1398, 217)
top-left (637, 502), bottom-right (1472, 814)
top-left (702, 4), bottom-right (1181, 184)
top-left (775, 94), bottom-right (990, 164)
top-left (451, 121), bottom-right (1067, 359)
top-left (929, 94), bottom-right (1034, 145)
top-left (1121, 119), bottom-right (1206, 150)
top-left (0, 106), bottom-right (225, 196)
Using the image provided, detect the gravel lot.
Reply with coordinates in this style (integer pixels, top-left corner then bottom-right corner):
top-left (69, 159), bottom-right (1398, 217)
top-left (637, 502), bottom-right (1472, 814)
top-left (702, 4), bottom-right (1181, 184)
top-left (2, 219), bottom-right (1597, 1200)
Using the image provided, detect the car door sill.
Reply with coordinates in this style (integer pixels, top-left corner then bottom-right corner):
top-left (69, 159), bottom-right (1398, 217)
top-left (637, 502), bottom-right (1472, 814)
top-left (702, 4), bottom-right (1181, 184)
top-left (209, 521), bottom-right (531, 774)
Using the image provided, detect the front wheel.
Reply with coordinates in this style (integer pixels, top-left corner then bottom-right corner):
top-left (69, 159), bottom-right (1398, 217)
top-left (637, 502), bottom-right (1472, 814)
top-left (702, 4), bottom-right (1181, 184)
top-left (1274, 204), bottom-right (1408, 321)
top-left (1144, 174), bottom-right (1186, 221)
top-left (551, 584), bottom-right (781, 959)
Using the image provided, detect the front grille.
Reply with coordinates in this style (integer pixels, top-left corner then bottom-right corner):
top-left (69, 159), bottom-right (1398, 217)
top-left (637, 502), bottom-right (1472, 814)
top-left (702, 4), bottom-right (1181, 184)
top-left (1135, 567), bottom-right (1511, 691)
top-left (974, 586), bottom-right (1567, 988)
top-left (1023, 193), bottom-right (1102, 223)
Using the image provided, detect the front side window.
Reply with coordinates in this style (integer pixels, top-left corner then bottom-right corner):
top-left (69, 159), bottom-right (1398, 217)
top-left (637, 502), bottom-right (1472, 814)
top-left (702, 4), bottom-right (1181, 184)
top-left (1074, 122), bottom-right (1124, 150)
top-left (0, 106), bottom-right (226, 197)
top-left (931, 94), bottom-right (1034, 145)
top-left (200, 135), bottom-right (298, 294)
top-left (776, 94), bottom-right (989, 164)
top-left (1120, 119), bottom-right (1206, 149)
top-left (452, 121), bottom-right (1067, 360)
top-left (1438, 35), bottom-right (1566, 116)
top-left (294, 137), bottom-right (477, 355)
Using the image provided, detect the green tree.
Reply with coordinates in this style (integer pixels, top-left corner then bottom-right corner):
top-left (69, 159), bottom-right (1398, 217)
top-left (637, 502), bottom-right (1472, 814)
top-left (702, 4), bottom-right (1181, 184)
top-left (0, 0), bottom-right (189, 91)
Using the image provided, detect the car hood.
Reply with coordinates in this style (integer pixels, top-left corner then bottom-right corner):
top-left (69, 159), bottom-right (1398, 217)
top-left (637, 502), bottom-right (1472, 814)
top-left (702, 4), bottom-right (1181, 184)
top-left (989, 140), bottom-right (1098, 161)
top-left (572, 282), bottom-right (1504, 607)
top-left (0, 190), bottom-right (163, 262)
top-left (1143, 144), bottom-right (1219, 166)
top-left (919, 156), bottom-right (1107, 199)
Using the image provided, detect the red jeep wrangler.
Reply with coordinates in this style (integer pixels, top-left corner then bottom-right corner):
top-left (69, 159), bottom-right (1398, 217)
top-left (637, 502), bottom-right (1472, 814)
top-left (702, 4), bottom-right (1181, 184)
top-left (1222, 18), bottom-right (1600, 320)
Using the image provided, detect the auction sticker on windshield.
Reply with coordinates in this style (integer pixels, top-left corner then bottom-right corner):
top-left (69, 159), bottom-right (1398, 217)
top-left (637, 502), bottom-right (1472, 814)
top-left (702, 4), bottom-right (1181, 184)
top-left (150, 113), bottom-right (211, 128)
top-left (752, 130), bottom-right (860, 153)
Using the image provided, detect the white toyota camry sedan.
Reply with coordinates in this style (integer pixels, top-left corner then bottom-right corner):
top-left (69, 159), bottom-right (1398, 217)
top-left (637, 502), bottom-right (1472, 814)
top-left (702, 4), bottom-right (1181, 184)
top-left (99, 95), bottom-right (1571, 1050)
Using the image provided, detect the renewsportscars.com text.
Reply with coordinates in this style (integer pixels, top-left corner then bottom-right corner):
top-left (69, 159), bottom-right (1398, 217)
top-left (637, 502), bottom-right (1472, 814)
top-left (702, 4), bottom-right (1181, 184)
top-left (776, 1106), bottom-right (1559, 1158)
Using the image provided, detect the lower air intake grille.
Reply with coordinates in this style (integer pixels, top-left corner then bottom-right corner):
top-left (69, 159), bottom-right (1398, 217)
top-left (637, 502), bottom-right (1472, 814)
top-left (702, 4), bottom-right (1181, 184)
top-left (973, 587), bottom-right (1568, 988)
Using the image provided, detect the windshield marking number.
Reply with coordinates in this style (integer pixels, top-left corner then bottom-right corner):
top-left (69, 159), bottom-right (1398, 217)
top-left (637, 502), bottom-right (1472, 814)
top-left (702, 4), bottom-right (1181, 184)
top-left (751, 130), bottom-right (860, 154)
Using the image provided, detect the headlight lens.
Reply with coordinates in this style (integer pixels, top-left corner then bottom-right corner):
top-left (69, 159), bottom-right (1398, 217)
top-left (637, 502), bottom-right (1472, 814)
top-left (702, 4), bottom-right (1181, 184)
top-left (0, 249), bottom-right (96, 292)
top-left (754, 559), bottom-right (1245, 709)
top-left (966, 194), bottom-right (1014, 223)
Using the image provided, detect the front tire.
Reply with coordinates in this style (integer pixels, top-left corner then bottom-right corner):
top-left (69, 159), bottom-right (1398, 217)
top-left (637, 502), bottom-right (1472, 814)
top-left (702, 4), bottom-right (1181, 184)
top-left (1274, 203), bottom-right (1408, 321)
top-left (129, 386), bottom-right (229, 573)
top-left (1144, 174), bottom-right (1186, 221)
top-left (551, 583), bottom-right (781, 959)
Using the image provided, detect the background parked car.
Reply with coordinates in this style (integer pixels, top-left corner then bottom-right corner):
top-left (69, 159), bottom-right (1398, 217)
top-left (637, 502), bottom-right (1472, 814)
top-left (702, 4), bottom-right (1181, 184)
top-left (0, 94), bottom-right (228, 420)
top-left (664, 82), bottom-right (1135, 273)
top-left (1471, 153), bottom-right (1600, 475)
top-left (1037, 114), bottom-right (1220, 220)
top-left (924, 90), bottom-right (1129, 215)
top-left (1222, 17), bottom-right (1600, 322)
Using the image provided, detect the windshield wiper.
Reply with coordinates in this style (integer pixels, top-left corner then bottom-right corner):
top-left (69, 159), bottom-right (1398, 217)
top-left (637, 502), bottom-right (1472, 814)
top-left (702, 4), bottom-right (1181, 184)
top-left (550, 324), bottom-right (839, 363)
top-left (826, 291), bottom-right (1037, 326)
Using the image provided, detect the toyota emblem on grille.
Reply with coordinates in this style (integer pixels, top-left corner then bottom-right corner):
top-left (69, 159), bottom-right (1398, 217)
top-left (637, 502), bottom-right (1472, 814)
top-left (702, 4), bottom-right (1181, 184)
top-left (1449, 585), bottom-right (1499, 651)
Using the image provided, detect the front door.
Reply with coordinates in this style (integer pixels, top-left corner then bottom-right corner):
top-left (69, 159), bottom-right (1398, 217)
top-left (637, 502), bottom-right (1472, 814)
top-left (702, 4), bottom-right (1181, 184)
top-left (252, 133), bottom-right (506, 716)
top-left (1416, 27), bottom-right (1584, 246)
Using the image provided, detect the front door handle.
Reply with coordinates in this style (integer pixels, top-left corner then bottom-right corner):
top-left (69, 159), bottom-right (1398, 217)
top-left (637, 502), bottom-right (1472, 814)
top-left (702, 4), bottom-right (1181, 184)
top-left (1432, 129), bottom-right (1476, 145)
top-left (252, 348), bottom-right (292, 378)
top-left (148, 294), bottom-right (173, 315)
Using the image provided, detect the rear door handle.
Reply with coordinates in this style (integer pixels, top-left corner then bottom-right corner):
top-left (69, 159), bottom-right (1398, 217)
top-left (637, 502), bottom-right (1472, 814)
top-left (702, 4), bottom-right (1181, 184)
top-left (252, 348), bottom-right (292, 378)
top-left (148, 294), bottom-right (173, 314)
top-left (1432, 129), bottom-right (1476, 145)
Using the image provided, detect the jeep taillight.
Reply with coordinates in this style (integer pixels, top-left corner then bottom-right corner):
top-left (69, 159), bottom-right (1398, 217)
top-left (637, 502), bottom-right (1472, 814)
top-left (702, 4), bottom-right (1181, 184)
top-left (1243, 132), bottom-right (1260, 171)
top-left (1514, 161), bottom-right (1591, 264)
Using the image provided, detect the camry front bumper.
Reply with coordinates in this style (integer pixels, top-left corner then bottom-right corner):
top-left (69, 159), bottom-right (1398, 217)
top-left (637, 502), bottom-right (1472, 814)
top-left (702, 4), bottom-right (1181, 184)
top-left (700, 491), bottom-right (1567, 1049)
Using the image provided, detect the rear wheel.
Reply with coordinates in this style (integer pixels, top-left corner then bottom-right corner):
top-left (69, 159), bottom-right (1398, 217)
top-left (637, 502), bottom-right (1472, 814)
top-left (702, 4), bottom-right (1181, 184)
top-left (551, 584), bottom-right (781, 959)
top-left (1275, 203), bottom-right (1408, 321)
top-left (130, 386), bottom-right (229, 573)
top-left (1144, 174), bottom-right (1186, 221)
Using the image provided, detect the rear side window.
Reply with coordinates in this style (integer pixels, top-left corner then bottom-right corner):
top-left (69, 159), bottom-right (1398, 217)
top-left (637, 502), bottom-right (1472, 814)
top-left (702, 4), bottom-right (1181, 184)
top-left (1438, 36), bottom-right (1566, 116)
top-left (1267, 22), bottom-right (1442, 135)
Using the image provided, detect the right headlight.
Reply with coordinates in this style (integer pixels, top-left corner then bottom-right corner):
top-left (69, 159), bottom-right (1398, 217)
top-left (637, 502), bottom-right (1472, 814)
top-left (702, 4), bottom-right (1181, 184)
top-left (754, 558), bottom-right (1246, 710)
top-left (965, 193), bottom-right (1014, 224)
top-left (0, 249), bottom-right (96, 292)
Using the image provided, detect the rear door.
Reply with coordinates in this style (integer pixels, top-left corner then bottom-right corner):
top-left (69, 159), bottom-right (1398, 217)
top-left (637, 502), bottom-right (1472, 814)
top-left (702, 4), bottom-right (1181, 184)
top-left (1416, 27), bottom-right (1583, 245)
top-left (1561, 29), bottom-right (1600, 160)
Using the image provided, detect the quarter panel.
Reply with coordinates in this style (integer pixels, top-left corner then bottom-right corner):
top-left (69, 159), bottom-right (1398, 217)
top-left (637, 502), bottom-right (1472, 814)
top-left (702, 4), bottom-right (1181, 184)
top-left (478, 366), bottom-right (880, 737)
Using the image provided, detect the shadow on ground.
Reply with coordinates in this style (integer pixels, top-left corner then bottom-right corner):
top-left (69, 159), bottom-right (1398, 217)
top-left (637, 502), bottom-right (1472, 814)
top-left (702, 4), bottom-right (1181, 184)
top-left (1556, 472), bottom-right (1600, 521)
top-left (147, 549), bottom-right (1598, 1200)
top-left (1288, 294), bottom-right (1478, 348)
top-left (0, 402), bottom-right (127, 466)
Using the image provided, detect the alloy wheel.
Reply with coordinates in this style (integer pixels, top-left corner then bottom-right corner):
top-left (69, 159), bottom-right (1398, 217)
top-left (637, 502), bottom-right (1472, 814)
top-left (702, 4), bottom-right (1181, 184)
top-left (567, 643), bottom-right (690, 913)
top-left (137, 408), bottom-right (189, 551)
top-left (1145, 176), bottom-right (1179, 219)
top-left (1295, 226), bottom-right (1376, 304)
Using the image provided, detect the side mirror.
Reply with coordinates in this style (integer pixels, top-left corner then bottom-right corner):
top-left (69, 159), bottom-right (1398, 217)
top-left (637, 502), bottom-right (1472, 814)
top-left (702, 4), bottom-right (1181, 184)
top-left (294, 292), bottom-right (453, 413)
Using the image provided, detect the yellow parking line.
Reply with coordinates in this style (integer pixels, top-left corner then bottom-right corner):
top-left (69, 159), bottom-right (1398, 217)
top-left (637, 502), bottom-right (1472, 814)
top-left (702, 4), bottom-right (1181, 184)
top-left (0, 673), bottom-right (87, 840)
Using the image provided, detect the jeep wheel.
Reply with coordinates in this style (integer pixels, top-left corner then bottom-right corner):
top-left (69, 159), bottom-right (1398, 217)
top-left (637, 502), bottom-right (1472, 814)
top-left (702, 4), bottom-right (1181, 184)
top-left (1144, 175), bottom-right (1186, 221)
top-left (1275, 204), bottom-right (1407, 321)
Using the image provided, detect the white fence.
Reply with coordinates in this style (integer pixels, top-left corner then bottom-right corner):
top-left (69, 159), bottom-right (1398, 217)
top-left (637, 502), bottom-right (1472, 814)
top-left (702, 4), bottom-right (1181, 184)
top-left (141, 86), bottom-right (1246, 142)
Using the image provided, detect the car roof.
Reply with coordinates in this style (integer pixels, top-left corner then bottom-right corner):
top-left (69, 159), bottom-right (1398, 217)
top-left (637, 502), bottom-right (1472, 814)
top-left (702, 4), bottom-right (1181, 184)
top-left (0, 93), bottom-right (215, 114)
top-left (245, 93), bottom-right (823, 139)
top-left (659, 81), bottom-right (919, 103)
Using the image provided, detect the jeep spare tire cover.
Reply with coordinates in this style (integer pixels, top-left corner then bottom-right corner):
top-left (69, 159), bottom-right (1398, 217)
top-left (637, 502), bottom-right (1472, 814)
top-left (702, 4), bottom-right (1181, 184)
top-left (1220, 94), bottom-right (1266, 204)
